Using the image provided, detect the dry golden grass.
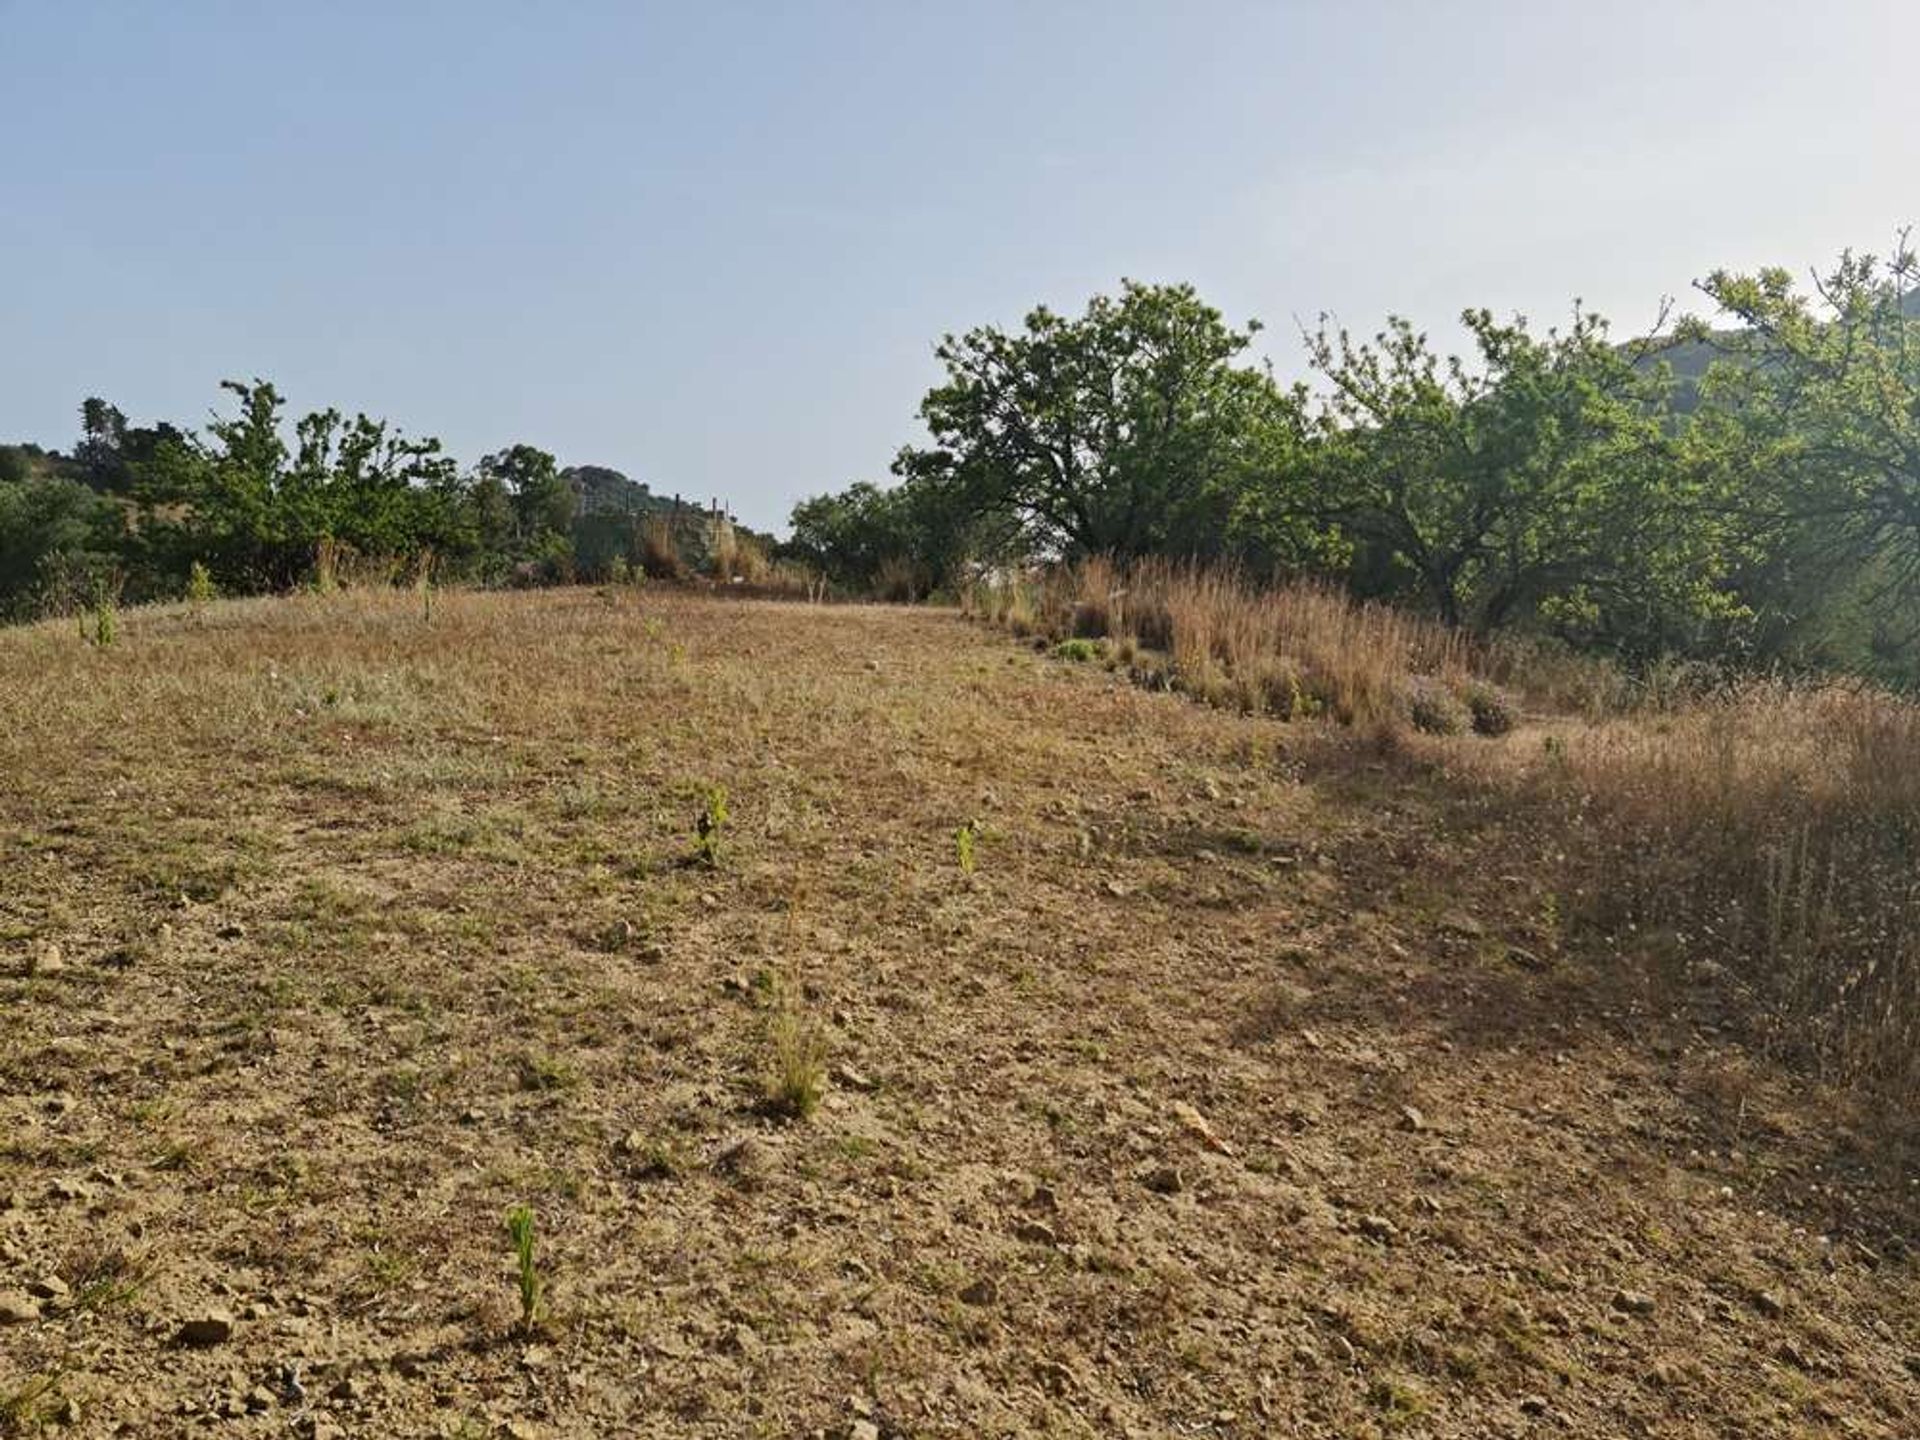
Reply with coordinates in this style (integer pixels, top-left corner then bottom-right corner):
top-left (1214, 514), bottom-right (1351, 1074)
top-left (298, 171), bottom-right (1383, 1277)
top-left (0, 586), bottom-right (1912, 1437)
top-left (1539, 681), bottom-right (1920, 1100)
top-left (973, 557), bottom-right (1473, 726)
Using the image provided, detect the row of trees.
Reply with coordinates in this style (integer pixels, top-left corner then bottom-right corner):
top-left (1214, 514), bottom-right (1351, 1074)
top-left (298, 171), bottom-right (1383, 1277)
top-left (0, 385), bottom-right (752, 620)
top-left (787, 243), bottom-right (1920, 682)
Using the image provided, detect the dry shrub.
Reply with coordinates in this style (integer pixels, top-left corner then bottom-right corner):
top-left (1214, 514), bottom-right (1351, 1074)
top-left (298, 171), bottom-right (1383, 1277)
top-left (985, 557), bottom-right (1473, 729)
top-left (640, 516), bottom-right (684, 579)
top-left (1558, 681), bottom-right (1919, 1102)
top-left (875, 556), bottom-right (921, 604)
top-left (710, 522), bottom-right (740, 581)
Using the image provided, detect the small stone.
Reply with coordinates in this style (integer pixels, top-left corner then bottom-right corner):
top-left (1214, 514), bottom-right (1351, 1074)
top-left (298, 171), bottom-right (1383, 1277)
top-left (959, 1277), bottom-right (997, 1306)
top-left (1519, 1394), bottom-right (1550, 1416)
top-left (1752, 1289), bottom-right (1786, 1319)
top-left (54, 1397), bottom-right (81, 1426)
top-left (1398, 1105), bottom-right (1427, 1133)
top-left (298, 1417), bottom-right (343, 1440)
top-left (1023, 1184), bottom-right (1059, 1213)
top-left (1439, 912), bottom-right (1485, 939)
top-left (1776, 1340), bottom-right (1812, 1371)
top-left (243, 1385), bottom-right (274, 1413)
top-left (723, 1323), bottom-right (761, 1355)
top-left (1014, 1219), bottom-right (1058, 1246)
top-left (326, 1376), bottom-right (364, 1404)
top-left (0, 1290), bottom-right (40, 1324)
top-left (1357, 1214), bottom-right (1399, 1244)
top-left (174, 1310), bottom-right (235, 1346)
top-left (1143, 1166), bottom-right (1184, 1195)
top-left (1611, 1289), bottom-right (1656, 1317)
top-left (27, 1276), bottom-right (68, 1301)
top-left (832, 1063), bottom-right (878, 1092)
top-left (216, 923), bottom-right (247, 940)
top-left (459, 1107), bottom-right (486, 1125)
top-left (851, 1422), bottom-right (881, 1440)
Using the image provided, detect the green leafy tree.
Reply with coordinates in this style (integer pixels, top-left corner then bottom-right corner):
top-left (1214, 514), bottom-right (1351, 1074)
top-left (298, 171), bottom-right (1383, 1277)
top-left (1683, 238), bottom-right (1920, 673)
top-left (1300, 307), bottom-right (1740, 647)
top-left (898, 280), bottom-right (1302, 561)
top-left (481, 444), bottom-right (574, 545)
top-left (0, 475), bottom-right (124, 619)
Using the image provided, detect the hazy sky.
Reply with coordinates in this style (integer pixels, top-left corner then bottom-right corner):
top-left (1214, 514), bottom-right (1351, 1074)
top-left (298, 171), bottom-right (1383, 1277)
top-left (5, 1), bottom-right (1915, 529)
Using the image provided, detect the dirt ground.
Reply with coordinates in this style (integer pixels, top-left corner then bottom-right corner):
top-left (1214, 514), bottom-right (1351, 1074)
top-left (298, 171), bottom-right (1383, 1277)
top-left (0, 589), bottom-right (1913, 1438)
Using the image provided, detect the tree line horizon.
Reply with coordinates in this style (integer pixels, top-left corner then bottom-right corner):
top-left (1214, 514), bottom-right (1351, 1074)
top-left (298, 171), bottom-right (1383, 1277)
top-left (5, 234), bottom-right (1919, 683)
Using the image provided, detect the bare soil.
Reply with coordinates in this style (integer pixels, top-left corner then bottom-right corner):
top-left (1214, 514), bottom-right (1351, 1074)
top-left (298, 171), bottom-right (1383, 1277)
top-left (1, 589), bottom-right (1913, 1437)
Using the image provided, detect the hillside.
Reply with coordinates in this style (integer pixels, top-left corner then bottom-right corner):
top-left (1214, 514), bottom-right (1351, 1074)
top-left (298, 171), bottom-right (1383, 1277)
top-left (0, 590), bottom-right (1911, 1437)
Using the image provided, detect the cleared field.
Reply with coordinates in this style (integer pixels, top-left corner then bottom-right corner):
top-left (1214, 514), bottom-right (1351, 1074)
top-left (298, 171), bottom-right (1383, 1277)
top-left (0, 590), bottom-right (1913, 1438)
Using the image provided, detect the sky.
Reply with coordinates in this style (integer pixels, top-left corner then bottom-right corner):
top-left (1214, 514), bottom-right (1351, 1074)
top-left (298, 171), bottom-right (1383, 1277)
top-left (4, 1), bottom-right (1917, 531)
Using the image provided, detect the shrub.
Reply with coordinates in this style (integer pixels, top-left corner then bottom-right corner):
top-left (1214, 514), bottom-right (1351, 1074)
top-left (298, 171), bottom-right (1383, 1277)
top-left (1053, 638), bottom-right (1101, 663)
top-left (1462, 681), bottom-right (1518, 736)
top-left (1405, 678), bottom-right (1468, 735)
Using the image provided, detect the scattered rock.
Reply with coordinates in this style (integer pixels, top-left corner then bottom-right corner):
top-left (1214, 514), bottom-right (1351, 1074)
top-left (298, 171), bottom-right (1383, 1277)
top-left (1776, 1340), bottom-right (1813, 1371)
top-left (832, 1063), bottom-right (878, 1092)
top-left (712, 1135), bottom-right (771, 1187)
top-left (1357, 1214), bottom-right (1399, 1244)
top-left (1397, 1105), bottom-right (1427, 1133)
top-left (298, 1417), bottom-right (343, 1440)
top-left (1439, 912), bottom-right (1485, 939)
top-left (1507, 945), bottom-right (1549, 972)
top-left (0, 1290), bottom-right (40, 1324)
top-left (243, 1385), bottom-right (275, 1413)
top-left (1752, 1289), bottom-right (1786, 1319)
top-left (722, 1323), bottom-right (762, 1356)
top-left (1170, 1100), bottom-right (1234, 1156)
top-left (1611, 1289), bottom-right (1656, 1317)
top-left (959, 1277), bottom-right (998, 1306)
top-left (850, 1421), bottom-right (881, 1440)
top-left (1022, 1184), bottom-right (1059, 1214)
top-left (1143, 1165), bottom-right (1185, 1195)
top-left (1014, 1219), bottom-right (1058, 1246)
top-left (216, 922), bottom-right (247, 940)
top-left (1519, 1394), bottom-right (1551, 1416)
top-left (174, 1310), bottom-right (236, 1347)
top-left (27, 1276), bottom-right (68, 1301)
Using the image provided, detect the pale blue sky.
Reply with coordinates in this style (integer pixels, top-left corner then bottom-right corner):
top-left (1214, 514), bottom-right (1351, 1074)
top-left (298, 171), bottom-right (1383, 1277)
top-left (4, 1), bottom-right (1915, 528)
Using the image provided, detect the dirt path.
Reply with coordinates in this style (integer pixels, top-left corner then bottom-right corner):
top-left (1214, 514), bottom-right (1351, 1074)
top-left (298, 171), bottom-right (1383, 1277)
top-left (1, 590), bottom-right (1912, 1437)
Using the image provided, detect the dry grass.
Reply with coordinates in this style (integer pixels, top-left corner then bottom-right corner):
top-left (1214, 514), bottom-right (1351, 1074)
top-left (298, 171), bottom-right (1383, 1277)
top-left (1540, 681), bottom-right (1920, 1101)
top-left (639, 513), bottom-right (683, 578)
top-left (972, 557), bottom-right (1474, 727)
top-left (0, 586), bottom-right (1912, 1437)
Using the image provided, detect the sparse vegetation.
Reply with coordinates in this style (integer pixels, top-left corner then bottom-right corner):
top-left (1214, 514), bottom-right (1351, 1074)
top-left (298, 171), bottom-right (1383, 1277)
top-left (0, 585), bottom-right (1910, 1437)
top-left (762, 991), bottom-right (827, 1120)
top-left (504, 1204), bottom-right (543, 1337)
top-left (693, 784), bottom-right (729, 867)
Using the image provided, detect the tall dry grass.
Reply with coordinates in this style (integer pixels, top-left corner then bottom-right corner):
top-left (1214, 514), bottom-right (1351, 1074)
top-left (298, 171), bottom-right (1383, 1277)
top-left (1556, 682), bottom-right (1919, 1101)
top-left (971, 557), bottom-right (1473, 727)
